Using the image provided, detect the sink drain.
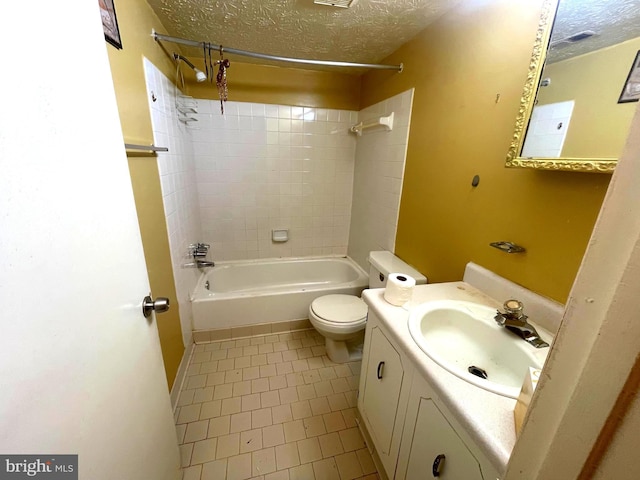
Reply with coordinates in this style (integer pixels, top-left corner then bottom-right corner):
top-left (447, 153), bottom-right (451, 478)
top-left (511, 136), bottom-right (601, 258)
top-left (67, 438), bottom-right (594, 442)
top-left (468, 366), bottom-right (488, 379)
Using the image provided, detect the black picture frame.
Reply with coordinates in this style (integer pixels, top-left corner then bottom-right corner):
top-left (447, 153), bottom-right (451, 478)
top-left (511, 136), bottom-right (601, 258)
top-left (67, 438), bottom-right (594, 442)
top-left (100, 0), bottom-right (122, 49)
top-left (618, 50), bottom-right (640, 104)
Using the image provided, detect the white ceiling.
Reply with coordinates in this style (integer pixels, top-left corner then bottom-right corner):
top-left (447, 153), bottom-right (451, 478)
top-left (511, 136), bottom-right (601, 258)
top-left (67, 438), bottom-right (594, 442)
top-left (548, 0), bottom-right (640, 63)
top-left (147, 0), bottom-right (461, 71)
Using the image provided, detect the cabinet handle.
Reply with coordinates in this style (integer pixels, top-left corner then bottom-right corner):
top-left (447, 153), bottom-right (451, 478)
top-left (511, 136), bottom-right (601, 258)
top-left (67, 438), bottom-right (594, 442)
top-left (377, 361), bottom-right (385, 379)
top-left (432, 454), bottom-right (445, 477)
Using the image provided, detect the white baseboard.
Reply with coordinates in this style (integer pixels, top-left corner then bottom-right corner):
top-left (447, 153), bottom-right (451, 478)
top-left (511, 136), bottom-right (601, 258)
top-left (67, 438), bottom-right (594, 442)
top-left (170, 342), bottom-right (195, 411)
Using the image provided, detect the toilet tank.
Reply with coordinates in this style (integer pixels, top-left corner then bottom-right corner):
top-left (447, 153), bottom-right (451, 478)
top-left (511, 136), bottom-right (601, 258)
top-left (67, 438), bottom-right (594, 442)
top-left (367, 251), bottom-right (427, 288)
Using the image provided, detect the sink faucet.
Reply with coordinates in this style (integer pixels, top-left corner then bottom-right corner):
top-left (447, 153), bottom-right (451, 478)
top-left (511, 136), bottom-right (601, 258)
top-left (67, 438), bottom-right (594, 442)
top-left (494, 299), bottom-right (549, 348)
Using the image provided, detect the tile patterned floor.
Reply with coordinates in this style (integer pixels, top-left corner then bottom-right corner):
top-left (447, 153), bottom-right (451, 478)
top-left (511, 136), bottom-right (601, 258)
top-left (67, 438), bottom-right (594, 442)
top-left (175, 329), bottom-right (380, 480)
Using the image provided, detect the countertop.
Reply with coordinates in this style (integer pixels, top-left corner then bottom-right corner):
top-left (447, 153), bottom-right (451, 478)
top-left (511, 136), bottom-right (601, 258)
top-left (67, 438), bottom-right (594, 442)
top-left (363, 281), bottom-right (533, 475)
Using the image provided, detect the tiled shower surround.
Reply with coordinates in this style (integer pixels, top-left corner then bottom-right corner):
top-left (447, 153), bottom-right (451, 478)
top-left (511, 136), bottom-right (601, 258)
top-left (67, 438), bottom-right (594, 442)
top-left (144, 58), bottom-right (413, 346)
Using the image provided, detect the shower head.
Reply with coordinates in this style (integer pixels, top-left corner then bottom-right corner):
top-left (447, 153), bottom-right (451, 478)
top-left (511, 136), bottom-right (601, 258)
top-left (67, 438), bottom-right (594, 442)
top-left (174, 53), bottom-right (207, 83)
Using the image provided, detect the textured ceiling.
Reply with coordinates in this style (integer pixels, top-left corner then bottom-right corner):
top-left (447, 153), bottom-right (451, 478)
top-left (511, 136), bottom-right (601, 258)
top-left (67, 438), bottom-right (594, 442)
top-left (549, 0), bottom-right (640, 63)
top-left (147, 0), bottom-right (461, 70)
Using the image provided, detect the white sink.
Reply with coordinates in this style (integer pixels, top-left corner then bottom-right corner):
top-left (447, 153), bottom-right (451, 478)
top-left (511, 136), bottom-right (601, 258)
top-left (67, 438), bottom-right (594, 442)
top-left (407, 300), bottom-right (550, 399)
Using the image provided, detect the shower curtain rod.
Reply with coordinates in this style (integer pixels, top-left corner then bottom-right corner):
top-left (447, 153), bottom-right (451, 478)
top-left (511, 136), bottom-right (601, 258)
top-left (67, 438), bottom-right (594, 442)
top-left (152, 30), bottom-right (403, 72)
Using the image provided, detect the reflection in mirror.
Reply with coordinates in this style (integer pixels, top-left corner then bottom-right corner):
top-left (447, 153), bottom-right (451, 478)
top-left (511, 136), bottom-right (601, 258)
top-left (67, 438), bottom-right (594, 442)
top-left (507, 0), bottom-right (640, 172)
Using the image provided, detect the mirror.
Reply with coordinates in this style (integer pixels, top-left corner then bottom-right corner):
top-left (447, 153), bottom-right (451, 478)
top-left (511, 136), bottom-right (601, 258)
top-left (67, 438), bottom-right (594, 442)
top-left (506, 0), bottom-right (640, 173)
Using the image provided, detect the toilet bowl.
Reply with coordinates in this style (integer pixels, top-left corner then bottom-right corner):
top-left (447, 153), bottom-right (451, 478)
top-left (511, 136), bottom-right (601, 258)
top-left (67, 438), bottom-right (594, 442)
top-left (309, 294), bottom-right (368, 364)
top-left (308, 251), bottom-right (427, 364)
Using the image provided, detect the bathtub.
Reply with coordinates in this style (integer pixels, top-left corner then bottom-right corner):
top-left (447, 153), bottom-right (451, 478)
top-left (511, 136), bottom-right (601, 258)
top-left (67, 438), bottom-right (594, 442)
top-left (191, 256), bottom-right (368, 330)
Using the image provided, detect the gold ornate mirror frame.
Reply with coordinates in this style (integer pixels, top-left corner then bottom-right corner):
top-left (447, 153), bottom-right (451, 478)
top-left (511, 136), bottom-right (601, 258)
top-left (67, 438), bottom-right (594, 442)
top-left (505, 0), bottom-right (617, 173)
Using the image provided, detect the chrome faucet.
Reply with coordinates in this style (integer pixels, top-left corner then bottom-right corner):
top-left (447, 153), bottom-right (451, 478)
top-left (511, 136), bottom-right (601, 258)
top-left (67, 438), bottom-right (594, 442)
top-left (184, 243), bottom-right (215, 268)
top-left (494, 299), bottom-right (549, 348)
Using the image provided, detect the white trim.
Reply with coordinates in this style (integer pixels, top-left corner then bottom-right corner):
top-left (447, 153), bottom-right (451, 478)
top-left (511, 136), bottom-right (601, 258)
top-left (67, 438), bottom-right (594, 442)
top-left (170, 342), bottom-right (195, 411)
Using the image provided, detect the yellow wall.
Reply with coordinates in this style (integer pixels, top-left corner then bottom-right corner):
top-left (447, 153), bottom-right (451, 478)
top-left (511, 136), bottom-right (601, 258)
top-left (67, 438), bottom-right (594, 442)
top-left (184, 59), bottom-right (361, 109)
top-left (537, 37), bottom-right (640, 158)
top-left (105, 0), bottom-right (184, 389)
top-left (360, 0), bottom-right (611, 303)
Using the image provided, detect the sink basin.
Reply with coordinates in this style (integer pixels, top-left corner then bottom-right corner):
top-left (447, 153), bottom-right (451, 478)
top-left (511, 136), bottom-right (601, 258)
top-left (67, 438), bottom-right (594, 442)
top-left (408, 300), bottom-right (550, 398)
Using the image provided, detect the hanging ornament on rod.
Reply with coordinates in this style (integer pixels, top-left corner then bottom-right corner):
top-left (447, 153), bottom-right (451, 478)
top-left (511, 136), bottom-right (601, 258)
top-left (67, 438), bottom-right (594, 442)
top-left (216, 46), bottom-right (230, 115)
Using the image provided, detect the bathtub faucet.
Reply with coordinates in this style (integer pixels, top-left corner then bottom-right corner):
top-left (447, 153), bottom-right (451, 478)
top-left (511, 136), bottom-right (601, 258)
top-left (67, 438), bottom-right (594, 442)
top-left (184, 259), bottom-right (215, 269)
top-left (188, 243), bottom-right (210, 258)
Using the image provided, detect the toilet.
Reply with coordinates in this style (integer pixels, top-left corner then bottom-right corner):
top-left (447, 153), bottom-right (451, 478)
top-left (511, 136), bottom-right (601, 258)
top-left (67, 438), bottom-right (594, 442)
top-left (309, 251), bottom-right (427, 363)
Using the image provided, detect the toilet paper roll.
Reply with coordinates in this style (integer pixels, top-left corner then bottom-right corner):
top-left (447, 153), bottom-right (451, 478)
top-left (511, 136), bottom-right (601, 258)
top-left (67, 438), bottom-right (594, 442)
top-left (384, 273), bottom-right (416, 306)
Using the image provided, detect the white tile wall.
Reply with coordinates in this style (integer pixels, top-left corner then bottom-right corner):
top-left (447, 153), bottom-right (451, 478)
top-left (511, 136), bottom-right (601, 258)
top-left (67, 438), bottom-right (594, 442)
top-left (193, 100), bottom-right (357, 261)
top-left (144, 58), bottom-right (202, 347)
top-left (347, 89), bottom-right (414, 271)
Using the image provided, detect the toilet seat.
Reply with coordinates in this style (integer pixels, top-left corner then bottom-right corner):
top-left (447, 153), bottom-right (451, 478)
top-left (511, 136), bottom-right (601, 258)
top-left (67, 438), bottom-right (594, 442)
top-left (310, 294), bottom-right (367, 325)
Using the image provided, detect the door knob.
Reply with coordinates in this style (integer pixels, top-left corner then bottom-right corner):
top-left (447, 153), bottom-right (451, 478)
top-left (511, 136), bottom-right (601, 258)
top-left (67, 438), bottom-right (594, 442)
top-left (142, 296), bottom-right (170, 318)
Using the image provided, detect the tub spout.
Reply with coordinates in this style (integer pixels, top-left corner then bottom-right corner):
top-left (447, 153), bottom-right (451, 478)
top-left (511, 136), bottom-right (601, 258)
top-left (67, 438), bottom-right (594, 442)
top-left (184, 259), bottom-right (215, 268)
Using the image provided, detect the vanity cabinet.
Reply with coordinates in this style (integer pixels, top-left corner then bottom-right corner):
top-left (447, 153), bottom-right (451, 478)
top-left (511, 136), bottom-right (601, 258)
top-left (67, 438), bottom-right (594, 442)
top-left (358, 310), bottom-right (500, 480)
top-left (358, 313), bottom-right (414, 477)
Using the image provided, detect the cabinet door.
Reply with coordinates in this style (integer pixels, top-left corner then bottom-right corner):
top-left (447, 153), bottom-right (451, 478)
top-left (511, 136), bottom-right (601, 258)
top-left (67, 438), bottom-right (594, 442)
top-left (405, 398), bottom-right (484, 480)
top-left (362, 326), bottom-right (405, 455)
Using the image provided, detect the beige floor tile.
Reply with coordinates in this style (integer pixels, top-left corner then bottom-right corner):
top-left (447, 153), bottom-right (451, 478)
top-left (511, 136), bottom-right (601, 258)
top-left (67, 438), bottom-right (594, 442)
top-left (184, 420), bottom-right (209, 443)
top-left (180, 443), bottom-right (193, 468)
top-left (361, 474), bottom-right (380, 480)
top-left (218, 358), bottom-right (236, 372)
top-left (244, 345), bottom-right (259, 357)
top-left (265, 334), bottom-right (280, 343)
top-left (292, 359), bottom-right (309, 373)
top-left (282, 350), bottom-right (298, 363)
top-left (176, 424), bottom-right (187, 444)
top-left (235, 338), bottom-right (251, 347)
top-left (334, 365), bottom-right (351, 378)
top-left (252, 407), bottom-right (273, 428)
top-left (309, 397), bottom-right (330, 416)
top-left (297, 437), bottom-right (323, 464)
top-left (312, 457), bottom-right (340, 480)
top-left (303, 370), bottom-right (321, 384)
top-left (283, 420), bottom-right (306, 443)
top-left (276, 362), bottom-right (294, 376)
top-left (216, 432), bottom-right (240, 459)
top-left (177, 404), bottom-right (202, 424)
top-left (242, 393), bottom-right (262, 412)
top-left (227, 452), bottom-right (252, 480)
top-left (297, 348), bottom-right (312, 359)
top-left (267, 352), bottom-right (283, 364)
top-left (252, 377), bottom-right (270, 393)
top-left (208, 415), bottom-right (230, 438)
top-left (303, 416), bottom-right (327, 438)
top-left (326, 393), bottom-right (348, 412)
top-left (214, 383), bottom-right (233, 400)
top-left (348, 362), bottom-right (361, 376)
top-left (186, 365), bottom-right (201, 377)
top-left (234, 380), bottom-right (253, 397)
top-left (259, 343), bottom-right (274, 354)
top-left (200, 361), bottom-right (219, 374)
top-left (289, 462), bottom-right (315, 480)
top-left (262, 424), bottom-right (285, 448)
top-left (252, 447), bottom-right (277, 477)
top-left (193, 387), bottom-right (215, 404)
top-left (230, 411), bottom-right (252, 433)
top-left (339, 428), bottom-right (365, 452)
top-left (322, 411), bottom-right (346, 433)
top-left (244, 366), bottom-right (261, 381)
top-left (265, 470), bottom-right (290, 480)
top-left (297, 384), bottom-right (316, 401)
top-left (271, 404), bottom-right (293, 424)
top-left (206, 372), bottom-right (226, 387)
top-left (287, 340), bottom-right (303, 351)
top-left (334, 451), bottom-right (363, 480)
top-left (347, 376), bottom-right (360, 390)
top-left (318, 432), bottom-right (344, 459)
top-left (200, 459), bottom-right (227, 480)
top-left (240, 428), bottom-right (263, 453)
top-left (313, 381), bottom-right (334, 398)
top-left (260, 364), bottom-right (277, 378)
top-left (330, 378), bottom-right (349, 394)
top-left (273, 341), bottom-right (288, 352)
top-left (221, 396), bottom-right (242, 416)
top-left (225, 369), bottom-right (244, 384)
top-left (290, 400), bottom-right (312, 420)
top-left (275, 442), bottom-right (300, 470)
top-left (251, 336), bottom-right (266, 346)
top-left (307, 357), bottom-right (325, 370)
top-left (269, 375), bottom-right (288, 390)
top-left (301, 337), bottom-right (317, 348)
top-left (178, 389), bottom-right (195, 407)
top-left (356, 448), bottom-right (376, 475)
top-left (286, 373), bottom-right (305, 387)
top-left (221, 340), bottom-right (237, 349)
top-left (181, 464), bottom-right (201, 480)
top-left (341, 409), bottom-right (357, 429)
top-left (210, 350), bottom-right (227, 361)
top-left (261, 390), bottom-right (280, 408)
top-left (205, 343), bottom-right (222, 352)
top-left (235, 356), bottom-right (252, 369)
top-left (192, 438), bottom-right (218, 465)
top-left (345, 390), bottom-right (358, 408)
top-left (227, 347), bottom-right (244, 359)
top-left (192, 352), bottom-right (211, 365)
top-left (252, 354), bottom-right (268, 366)
top-left (279, 387), bottom-right (299, 404)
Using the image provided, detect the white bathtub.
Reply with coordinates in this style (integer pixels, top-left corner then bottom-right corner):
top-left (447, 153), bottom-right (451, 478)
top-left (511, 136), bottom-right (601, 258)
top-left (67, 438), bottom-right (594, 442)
top-left (191, 256), bottom-right (369, 330)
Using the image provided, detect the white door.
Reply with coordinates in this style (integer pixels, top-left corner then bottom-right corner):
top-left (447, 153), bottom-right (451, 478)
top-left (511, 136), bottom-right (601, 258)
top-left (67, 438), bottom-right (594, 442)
top-left (0, 2), bottom-right (181, 480)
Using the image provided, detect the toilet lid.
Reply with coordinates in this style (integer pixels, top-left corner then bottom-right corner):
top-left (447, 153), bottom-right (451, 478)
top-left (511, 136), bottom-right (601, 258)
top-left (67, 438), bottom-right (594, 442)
top-left (311, 294), bottom-right (368, 323)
